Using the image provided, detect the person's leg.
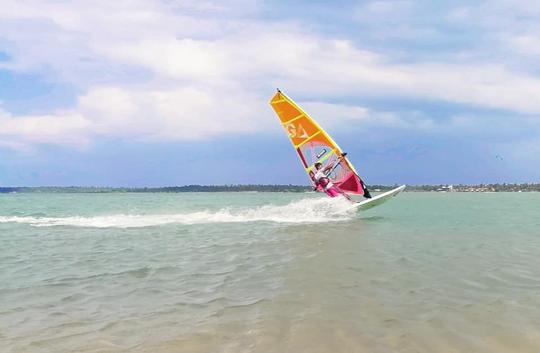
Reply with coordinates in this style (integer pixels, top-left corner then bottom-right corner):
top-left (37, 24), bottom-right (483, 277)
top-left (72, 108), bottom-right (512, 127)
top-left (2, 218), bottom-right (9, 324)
top-left (333, 186), bottom-right (354, 202)
top-left (325, 187), bottom-right (340, 197)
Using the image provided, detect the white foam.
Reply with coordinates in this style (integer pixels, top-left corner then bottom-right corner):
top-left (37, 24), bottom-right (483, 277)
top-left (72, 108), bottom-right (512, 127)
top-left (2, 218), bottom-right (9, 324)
top-left (0, 197), bottom-right (356, 228)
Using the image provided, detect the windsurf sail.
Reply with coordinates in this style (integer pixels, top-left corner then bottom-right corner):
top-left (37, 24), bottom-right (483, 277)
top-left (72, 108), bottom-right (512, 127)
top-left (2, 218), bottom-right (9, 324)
top-left (269, 89), bottom-right (368, 196)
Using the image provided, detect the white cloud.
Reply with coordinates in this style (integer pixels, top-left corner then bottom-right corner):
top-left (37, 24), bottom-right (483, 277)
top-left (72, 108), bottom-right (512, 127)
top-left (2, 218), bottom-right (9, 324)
top-left (1, 0), bottom-right (540, 150)
top-left (367, 1), bottom-right (413, 13)
top-left (503, 35), bottom-right (540, 56)
top-left (301, 102), bottom-right (369, 123)
top-left (78, 85), bottom-right (270, 141)
top-left (0, 85), bottom-right (273, 149)
top-left (299, 101), bottom-right (433, 131)
top-left (0, 109), bottom-right (90, 147)
top-left (99, 38), bottom-right (231, 81)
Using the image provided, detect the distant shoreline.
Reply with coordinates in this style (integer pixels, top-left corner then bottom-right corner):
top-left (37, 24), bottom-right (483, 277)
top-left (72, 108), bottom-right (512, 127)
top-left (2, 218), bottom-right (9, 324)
top-left (1, 184), bottom-right (539, 193)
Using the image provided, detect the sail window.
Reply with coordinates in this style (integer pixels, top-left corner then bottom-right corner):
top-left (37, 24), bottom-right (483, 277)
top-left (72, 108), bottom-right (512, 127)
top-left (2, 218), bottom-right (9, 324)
top-left (316, 149), bottom-right (327, 159)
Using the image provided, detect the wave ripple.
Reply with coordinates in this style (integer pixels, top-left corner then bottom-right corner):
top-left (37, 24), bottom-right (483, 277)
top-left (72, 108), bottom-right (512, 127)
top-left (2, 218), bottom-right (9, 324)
top-left (0, 197), bottom-right (355, 228)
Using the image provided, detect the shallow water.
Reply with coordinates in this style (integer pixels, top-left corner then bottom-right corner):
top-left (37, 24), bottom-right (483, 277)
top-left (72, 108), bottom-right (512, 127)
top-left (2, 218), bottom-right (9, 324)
top-left (1, 192), bottom-right (539, 353)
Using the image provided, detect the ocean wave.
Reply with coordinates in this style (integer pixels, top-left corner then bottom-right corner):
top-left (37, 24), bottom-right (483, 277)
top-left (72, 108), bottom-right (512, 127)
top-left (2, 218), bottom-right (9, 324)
top-left (0, 197), bottom-right (356, 228)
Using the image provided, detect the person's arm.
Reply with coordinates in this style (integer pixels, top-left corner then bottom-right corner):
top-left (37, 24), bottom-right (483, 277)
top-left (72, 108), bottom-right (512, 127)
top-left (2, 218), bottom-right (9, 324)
top-left (311, 171), bottom-right (320, 191)
top-left (322, 163), bottom-right (334, 173)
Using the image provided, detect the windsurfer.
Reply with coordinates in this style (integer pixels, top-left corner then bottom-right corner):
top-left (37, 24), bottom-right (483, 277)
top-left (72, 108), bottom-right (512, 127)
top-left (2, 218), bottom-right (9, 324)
top-left (313, 161), bottom-right (351, 200)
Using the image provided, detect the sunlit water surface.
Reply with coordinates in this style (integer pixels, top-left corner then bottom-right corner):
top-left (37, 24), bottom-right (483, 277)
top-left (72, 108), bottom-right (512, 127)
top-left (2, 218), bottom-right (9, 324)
top-left (1, 192), bottom-right (540, 353)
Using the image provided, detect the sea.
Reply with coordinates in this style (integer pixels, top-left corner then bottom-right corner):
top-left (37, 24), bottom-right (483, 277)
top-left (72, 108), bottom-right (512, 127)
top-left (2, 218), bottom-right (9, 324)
top-left (1, 191), bottom-right (539, 353)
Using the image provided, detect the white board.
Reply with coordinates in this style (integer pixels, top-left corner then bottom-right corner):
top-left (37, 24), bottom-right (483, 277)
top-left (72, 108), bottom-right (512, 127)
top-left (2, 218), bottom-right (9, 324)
top-left (353, 185), bottom-right (406, 211)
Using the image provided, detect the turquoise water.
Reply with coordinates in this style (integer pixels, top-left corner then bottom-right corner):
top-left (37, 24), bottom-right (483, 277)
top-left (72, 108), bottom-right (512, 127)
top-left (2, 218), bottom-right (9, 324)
top-left (1, 192), bottom-right (540, 353)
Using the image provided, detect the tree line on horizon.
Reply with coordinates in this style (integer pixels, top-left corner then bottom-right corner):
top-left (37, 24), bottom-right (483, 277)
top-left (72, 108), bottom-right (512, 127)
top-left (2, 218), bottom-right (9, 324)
top-left (1, 183), bottom-right (540, 193)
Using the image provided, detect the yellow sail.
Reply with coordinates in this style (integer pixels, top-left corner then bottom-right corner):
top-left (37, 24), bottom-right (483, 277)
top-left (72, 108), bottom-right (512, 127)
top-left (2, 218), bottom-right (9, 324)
top-left (269, 90), bottom-right (366, 195)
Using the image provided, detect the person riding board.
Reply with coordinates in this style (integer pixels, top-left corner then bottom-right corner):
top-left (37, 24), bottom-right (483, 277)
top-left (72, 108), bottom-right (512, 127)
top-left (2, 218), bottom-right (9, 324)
top-left (313, 155), bottom-right (352, 201)
top-left (313, 153), bottom-right (372, 200)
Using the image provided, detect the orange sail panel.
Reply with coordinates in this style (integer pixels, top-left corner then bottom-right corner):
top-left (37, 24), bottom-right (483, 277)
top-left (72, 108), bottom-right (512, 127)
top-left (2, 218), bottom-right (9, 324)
top-left (269, 90), bottom-right (366, 195)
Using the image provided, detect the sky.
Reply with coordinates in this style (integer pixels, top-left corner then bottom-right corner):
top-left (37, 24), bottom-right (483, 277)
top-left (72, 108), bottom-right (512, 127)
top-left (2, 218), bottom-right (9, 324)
top-left (1, 0), bottom-right (540, 186)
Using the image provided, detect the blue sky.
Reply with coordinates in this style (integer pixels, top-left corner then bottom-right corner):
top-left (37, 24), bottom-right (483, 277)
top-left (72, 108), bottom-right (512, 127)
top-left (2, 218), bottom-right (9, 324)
top-left (1, 0), bottom-right (540, 186)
